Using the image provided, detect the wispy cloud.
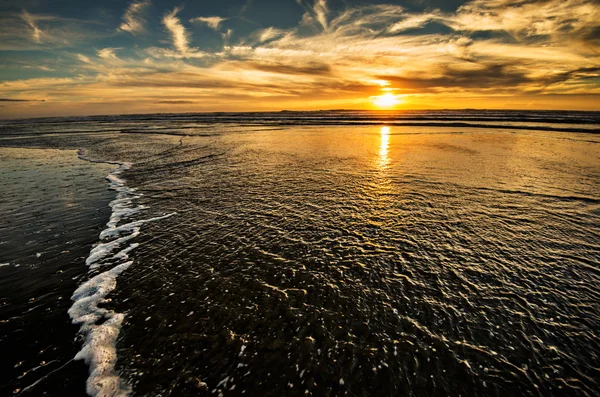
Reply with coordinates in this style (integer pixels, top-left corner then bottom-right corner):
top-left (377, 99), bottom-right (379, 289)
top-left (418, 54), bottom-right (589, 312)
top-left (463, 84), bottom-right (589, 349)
top-left (241, 0), bottom-right (253, 14)
top-left (21, 11), bottom-right (43, 43)
top-left (256, 27), bottom-right (284, 43)
top-left (388, 13), bottom-right (437, 33)
top-left (222, 29), bottom-right (233, 45)
top-left (298, 0), bottom-right (330, 31)
top-left (97, 47), bottom-right (121, 60)
top-left (450, 0), bottom-right (600, 43)
top-left (155, 8), bottom-right (207, 59)
top-left (190, 16), bottom-right (227, 31)
top-left (119, 0), bottom-right (151, 35)
top-left (313, 0), bottom-right (328, 31)
top-left (0, 11), bottom-right (113, 50)
top-left (24, 65), bottom-right (54, 71)
top-left (77, 54), bottom-right (92, 64)
top-left (163, 7), bottom-right (191, 54)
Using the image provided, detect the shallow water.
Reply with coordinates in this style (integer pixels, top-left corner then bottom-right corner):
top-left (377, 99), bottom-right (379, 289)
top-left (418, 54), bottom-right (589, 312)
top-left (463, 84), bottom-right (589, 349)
top-left (1, 112), bottom-right (599, 396)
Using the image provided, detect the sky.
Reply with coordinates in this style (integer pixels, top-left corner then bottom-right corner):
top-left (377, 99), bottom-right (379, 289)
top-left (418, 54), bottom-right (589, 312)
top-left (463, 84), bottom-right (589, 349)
top-left (0, 0), bottom-right (599, 118)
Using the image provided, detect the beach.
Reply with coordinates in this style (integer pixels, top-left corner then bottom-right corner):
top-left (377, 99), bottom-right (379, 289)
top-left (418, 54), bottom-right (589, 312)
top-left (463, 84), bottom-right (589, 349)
top-left (0, 111), bottom-right (599, 396)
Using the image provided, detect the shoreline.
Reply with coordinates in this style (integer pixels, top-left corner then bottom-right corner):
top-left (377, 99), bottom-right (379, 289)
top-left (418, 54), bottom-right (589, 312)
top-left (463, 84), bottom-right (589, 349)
top-left (71, 150), bottom-right (177, 397)
top-left (68, 154), bottom-right (137, 397)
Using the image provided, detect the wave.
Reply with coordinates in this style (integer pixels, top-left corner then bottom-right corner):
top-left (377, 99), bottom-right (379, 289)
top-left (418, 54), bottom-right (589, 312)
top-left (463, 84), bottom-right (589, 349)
top-left (69, 150), bottom-right (175, 397)
top-left (2, 110), bottom-right (599, 136)
top-left (116, 121), bottom-right (599, 134)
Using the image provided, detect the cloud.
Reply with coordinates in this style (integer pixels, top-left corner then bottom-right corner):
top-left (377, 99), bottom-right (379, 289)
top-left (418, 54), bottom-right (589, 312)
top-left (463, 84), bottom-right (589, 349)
top-left (313, 0), bottom-right (329, 31)
top-left (0, 11), bottom-right (115, 50)
top-left (23, 65), bottom-right (54, 71)
top-left (77, 54), bottom-right (92, 63)
top-left (298, 0), bottom-right (330, 31)
top-left (119, 0), bottom-right (150, 35)
top-left (377, 62), bottom-right (535, 93)
top-left (21, 11), bottom-right (43, 43)
top-left (0, 98), bottom-right (45, 102)
top-left (155, 100), bottom-right (196, 104)
top-left (145, 46), bottom-right (207, 60)
top-left (256, 27), bottom-right (284, 43)
top-left (190, 16), bottom-right (227, 31)
top-left (68, 0), bottom-right (599, 105)
top-left (222, 29), bottom-right (233, 44)
top-left (388, 13), bottom-right (438, 33)
top-left (156, 8), bottom-right (207, 58)
top-left (448, 0), bottom-right (600, 45)
top-left (244, 61), bottom-right (332, 76)
top-left (241, 0), bottom-right (253, 14)
top-left (97, 47), bottom-right (121, 60)
top-left (238, 1), bottom-right (600, 98)
top-left (163, 7), bottom-right (191, 54)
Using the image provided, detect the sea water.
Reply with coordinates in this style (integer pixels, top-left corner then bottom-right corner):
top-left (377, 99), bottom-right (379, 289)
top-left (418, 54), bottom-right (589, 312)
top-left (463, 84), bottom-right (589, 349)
top-left (1, 110), bottom-right (599, 396)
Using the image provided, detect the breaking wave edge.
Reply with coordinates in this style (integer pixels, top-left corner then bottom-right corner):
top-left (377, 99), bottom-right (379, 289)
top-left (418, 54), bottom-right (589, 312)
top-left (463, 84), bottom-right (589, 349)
top-left (68, 149), bottom-right (175, 397)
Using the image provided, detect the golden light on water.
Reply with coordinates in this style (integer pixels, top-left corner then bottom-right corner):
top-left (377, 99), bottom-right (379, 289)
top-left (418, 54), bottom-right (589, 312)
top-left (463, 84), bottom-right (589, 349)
top-left (379, 126), bottom-right (390, 168)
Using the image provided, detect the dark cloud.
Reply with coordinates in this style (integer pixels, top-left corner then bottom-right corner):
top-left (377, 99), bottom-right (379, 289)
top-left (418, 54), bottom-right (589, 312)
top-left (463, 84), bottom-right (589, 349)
top-left (378, 63), bottom-right (533, 91)
top-left (102, 70), bottom-right (341, 94)
top-left (540, 67), bottom-right (600, 88)
top-left (0, 98), bottom-right (45, 102)
top-left (578, 25), bottom-right (600, 48)
top-left (246, 61), bottom-right (332, 76)
top-left (156, 100), bottom-right (197, 104)
top-left (378, 65), bottom-right (600, 93)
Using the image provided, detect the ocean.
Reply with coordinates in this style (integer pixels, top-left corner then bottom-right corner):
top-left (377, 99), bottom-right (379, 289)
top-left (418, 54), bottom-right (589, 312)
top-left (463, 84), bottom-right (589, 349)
top-left (0, 110), bottom-right (599, 396)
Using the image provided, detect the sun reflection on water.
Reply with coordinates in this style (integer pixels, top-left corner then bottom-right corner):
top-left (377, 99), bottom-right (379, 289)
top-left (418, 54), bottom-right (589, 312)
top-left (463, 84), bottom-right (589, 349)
top-left (379, 126), bottom-right (390, 168)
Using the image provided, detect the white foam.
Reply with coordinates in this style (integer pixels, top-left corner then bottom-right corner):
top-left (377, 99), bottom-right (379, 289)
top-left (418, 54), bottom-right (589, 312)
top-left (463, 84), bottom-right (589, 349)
top-left (86, 231), bottom-right (140, 268)
top-left (100, 214), bottom-right (176, 240)
top-left (112, 243), bottom-right (139, 261)
top-left (0, 263), bottom-right (10, 268)
top-left (70, 152), bottom-right (176, 397)
top-left (68, 262), bottom-right (133, 397)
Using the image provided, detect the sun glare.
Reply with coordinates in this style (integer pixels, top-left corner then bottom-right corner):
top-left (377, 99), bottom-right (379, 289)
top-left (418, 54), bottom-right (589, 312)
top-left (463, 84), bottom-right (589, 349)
top-left (379, 126), bottom-right (390, 168)
top-left (373, 93), bottom-right (401, 108)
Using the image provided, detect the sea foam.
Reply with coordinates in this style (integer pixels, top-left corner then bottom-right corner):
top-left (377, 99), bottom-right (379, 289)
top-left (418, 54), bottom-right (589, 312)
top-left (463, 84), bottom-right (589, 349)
top-left (69, 151), bottom-right (175, 397)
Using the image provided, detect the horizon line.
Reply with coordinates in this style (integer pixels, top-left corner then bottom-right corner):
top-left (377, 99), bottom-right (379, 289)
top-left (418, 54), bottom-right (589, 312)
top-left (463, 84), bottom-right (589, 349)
top-left (2, 108), bottom-right (600, 122)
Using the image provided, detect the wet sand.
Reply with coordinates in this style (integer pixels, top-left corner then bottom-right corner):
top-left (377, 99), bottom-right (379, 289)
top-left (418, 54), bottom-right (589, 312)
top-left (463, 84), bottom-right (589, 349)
top-left (0, 148), bottom-right (115, 396)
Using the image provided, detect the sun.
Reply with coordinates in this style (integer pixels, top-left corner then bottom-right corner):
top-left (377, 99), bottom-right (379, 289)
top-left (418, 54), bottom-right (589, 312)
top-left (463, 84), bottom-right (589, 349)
top-left (373, 93), bottom-right (401, 108)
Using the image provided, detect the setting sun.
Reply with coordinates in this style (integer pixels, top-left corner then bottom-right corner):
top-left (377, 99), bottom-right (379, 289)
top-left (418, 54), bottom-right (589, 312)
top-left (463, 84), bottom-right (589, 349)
top-left (373, 93), bottom-right (401, 108)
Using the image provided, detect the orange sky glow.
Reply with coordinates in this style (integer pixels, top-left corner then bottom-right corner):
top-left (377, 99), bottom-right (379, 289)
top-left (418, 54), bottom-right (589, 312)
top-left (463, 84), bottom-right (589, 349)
top-left (0, 0), bottom-right (599, 118)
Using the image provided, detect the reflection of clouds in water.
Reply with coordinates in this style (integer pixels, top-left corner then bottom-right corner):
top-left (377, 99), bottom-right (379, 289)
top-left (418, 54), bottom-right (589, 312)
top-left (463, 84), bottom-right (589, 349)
top-left (379, 126), bottom-right (390, 169)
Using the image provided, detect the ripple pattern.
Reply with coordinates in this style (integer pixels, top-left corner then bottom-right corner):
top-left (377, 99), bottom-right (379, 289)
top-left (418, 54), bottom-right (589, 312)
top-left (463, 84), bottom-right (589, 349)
top-left (103, 125), bottom-right (600, 396)
top-left (1, 117), bottom-right (599, 397)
